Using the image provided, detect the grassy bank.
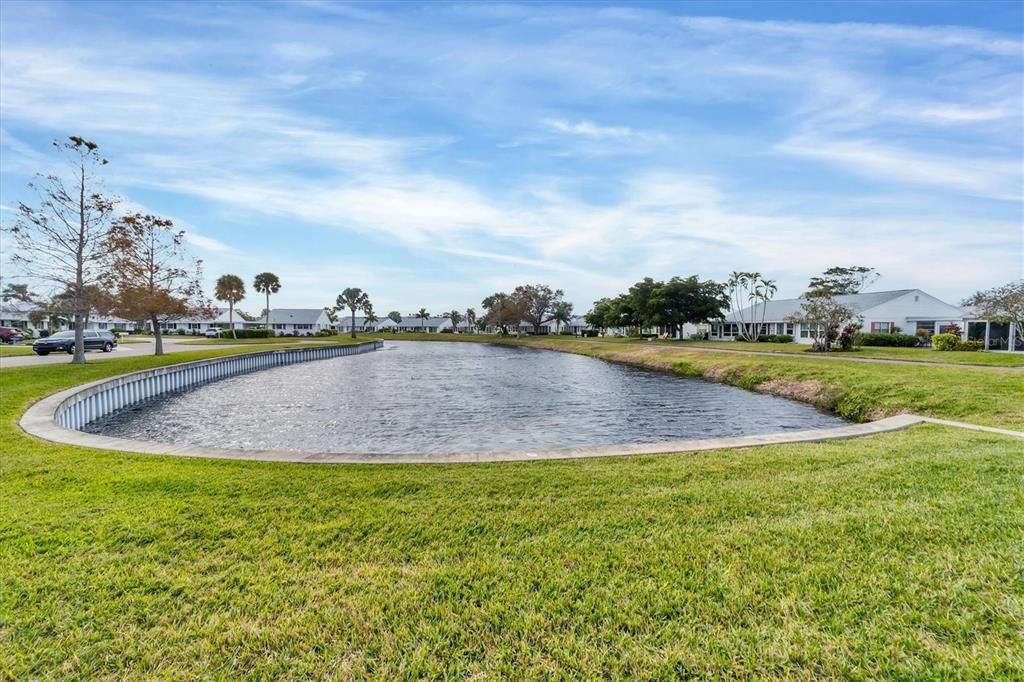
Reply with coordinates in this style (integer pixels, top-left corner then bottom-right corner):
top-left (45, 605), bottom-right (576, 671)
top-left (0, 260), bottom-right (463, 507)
top-left (0, 345), bottom-right (34, 357)
top-left (178, 336), bottom-right (350, 345)
top-left (2, 340), bottom-right (1022, 678)
top-left (649, 338), bottom-right (1024, 366)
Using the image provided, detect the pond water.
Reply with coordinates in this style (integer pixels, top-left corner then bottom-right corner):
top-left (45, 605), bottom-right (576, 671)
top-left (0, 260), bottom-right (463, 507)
top-left (86, 341), bottom-right (844, 454)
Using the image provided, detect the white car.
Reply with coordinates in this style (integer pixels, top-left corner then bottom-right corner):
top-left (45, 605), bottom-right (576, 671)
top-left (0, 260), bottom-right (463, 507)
top-left (205, 327), bottom-right (222, 338)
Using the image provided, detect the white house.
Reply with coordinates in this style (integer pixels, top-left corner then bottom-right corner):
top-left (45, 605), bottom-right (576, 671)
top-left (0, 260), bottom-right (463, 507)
top-left (252, 308), bottom-right (333, 336)
top-left (712, 289), bottom-right (966, 344)
top-left (1, 303), bottom-right (140, 335)
top-left (334, 316), bottom-right (398, 333)
top-left (395, 316), bottom-right (453, 333)
top-left (151, 308), bottom-right (249, 335)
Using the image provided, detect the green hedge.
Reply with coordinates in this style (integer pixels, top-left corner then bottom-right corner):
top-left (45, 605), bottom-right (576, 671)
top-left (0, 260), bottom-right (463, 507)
top-left (856, 332), bottom-right (919, 347)
top-left (932, 333), bottom-right (982, 352)
top-left (219, 328), bottom-right (274, 339)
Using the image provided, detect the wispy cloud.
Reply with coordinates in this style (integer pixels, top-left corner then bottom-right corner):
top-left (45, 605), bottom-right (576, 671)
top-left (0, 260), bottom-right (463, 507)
top-left (542, 118), bottom-right (636, 139)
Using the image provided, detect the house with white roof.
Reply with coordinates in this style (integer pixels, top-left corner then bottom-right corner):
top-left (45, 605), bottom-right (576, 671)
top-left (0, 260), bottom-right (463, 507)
top-left (151, 308), bottom-right (249, 335)
top-left (712, 289), bottom-right (966, 344)
top-left (1, 303), bottom-right (140, 335)
top-left (248, 308), bottom-right (333, 336)
top-left (334, 315), bottom-right (398, 333)
top-left (395, 316), bottom-right (452, 333)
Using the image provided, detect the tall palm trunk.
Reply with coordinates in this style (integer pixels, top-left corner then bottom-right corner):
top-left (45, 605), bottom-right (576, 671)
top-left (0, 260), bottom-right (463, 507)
top-left (350, 308), bottom-right (357, 339)
top-left (229, 301), bottom-right (236, 339)
top-left (265, 292), bottom-right (270, 330)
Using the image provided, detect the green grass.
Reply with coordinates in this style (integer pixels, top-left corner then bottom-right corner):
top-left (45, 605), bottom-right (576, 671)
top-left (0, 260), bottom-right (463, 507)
top-left (666, 339), bottom-right (1024, 366)
top-left (2, 341), bottom-right (1022, 678)
top-left (0, 345), bottom-right (34, 357)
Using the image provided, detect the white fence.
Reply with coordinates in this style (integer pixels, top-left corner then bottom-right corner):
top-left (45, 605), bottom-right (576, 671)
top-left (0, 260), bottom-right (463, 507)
top-left (56, 341), bottom-right (383, 431)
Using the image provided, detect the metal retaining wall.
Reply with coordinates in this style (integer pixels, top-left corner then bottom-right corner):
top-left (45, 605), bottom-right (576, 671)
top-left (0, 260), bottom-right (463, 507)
top-left (55, 341), bottom-right (383, 431)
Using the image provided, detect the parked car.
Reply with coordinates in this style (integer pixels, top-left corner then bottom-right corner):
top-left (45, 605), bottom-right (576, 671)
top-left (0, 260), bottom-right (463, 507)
top-left (32, 330), bottom-right (117, 356)
top-left (205, 327), bottom-right (222, 338)
top-left (0, 326), bottom-right (25, 344)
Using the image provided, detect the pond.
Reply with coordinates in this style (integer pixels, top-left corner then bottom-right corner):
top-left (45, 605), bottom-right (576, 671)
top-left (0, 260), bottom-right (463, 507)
top-left (86, 341), bottom-right (844, 454)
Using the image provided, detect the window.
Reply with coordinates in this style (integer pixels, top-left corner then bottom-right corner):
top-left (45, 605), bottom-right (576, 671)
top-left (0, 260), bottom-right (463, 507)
top-left (98, 323), bottom-right (108, 330)
top-left (870, 322), bottom-right (892, 333)
top-left (775, 323), bottom-right (794, 336)
top-left (273, 324), bottom-right (287, 330)
top-left (718, 323), bottom-right (738, 338)
top-left (800, 323), bottom-right (822, 339)
top-left (189, 323), bottom-right (202, 330)
top-left (84, 331), bottom-right (97, 338)
top-left (293, 324), bottom-right (313, 330)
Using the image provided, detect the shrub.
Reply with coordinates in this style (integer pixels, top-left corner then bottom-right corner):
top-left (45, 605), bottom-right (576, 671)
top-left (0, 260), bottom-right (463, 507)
top-left (856, 332), bottom-right (918, 347)
top-left (837, 324), bottom-right (859, 351)
top-left (957, 339), bottom-right (984, 352)
top-left (582, 330), bottom-right (599, 337)
top-left (219, 328), bottom-right (274, 339)
top-left (316, 329), bottom-right (336, 336)
top-left (559, 329), bottom-right (573, 335)
top-left (440, 328), bottom-right (454, 334)
top-left (931, 333), bottom-right (960, 351)
top-left (770, 334), bottom-right (794, 343)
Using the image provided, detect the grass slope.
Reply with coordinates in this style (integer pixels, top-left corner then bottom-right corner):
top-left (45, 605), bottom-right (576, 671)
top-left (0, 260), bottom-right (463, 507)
top-left (2, 340), bottom-right (1022, 678)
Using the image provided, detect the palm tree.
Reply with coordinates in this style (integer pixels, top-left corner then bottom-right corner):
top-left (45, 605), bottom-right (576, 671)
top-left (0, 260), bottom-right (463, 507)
top-left (445, 309), bottom-right (463, 333)
top-left (416, 308), bottom-right (430, 332)
top-left (465, 307), bottom-right (476, 334)
top-left (753, 277), bottom-right (778, 340)
top-left (214, 274), bottom-right (245, 339)
top-left (336, 287), bottom-right (370, 339)
top-left (253, 272), bottom-right (281, 330)
top-left (364, 304), bottom-right (379, 332)
top-left (551, 301), bottom-right (573, 335)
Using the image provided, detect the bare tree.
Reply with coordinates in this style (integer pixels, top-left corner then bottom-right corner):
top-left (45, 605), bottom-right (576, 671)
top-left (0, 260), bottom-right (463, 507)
top-left (4, 137), bottom-right (118, 363)
top-left (105, 212), bottom-right (212, 355)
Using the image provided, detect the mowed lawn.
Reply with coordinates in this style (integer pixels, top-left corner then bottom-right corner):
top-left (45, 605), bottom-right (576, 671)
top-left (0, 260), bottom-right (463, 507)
top-left (2, 343), bottom-right (1023, 678)
top-left (0, 345), bottom-right (34, 357)
top-left (573, 336), bottom-right (1024, 367)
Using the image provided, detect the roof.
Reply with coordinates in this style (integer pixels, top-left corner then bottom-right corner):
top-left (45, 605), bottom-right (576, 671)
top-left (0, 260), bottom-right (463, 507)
top-left (335, 316), bottom-right (397, 327)
top-left (722, 289), bottom-right (917, 323)
top-left (397, 316), bottom-right (451, 327)
top-left (263, 308), bottom-right (327, 325)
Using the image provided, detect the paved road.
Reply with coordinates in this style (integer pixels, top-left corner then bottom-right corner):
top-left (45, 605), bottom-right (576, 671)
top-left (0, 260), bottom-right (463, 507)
top-left (0, 337), bottom-right (250, 369)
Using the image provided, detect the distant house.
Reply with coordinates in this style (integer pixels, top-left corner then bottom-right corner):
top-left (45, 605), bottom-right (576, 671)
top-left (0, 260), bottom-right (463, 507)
top-left (712, 289), bottom-right (966, 344)
top-left (250, 308), bottom-right (332, 336)
top-left (334, 316), bottom-right (398, 333)
top-left (162, 309), bottom-right (250, 335)
top-left (1, 303), bottom-right (140, 335)
top-left (395, 316), bottom-right (452, 333)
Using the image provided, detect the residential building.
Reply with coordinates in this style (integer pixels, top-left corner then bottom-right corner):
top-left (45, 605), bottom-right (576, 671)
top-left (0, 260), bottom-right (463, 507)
top-left (711, 289), bottom-right (966, 344)
top-left (395, 316), bottom-right (453, 333)
top-left (252, 308), bottom-right (333, 336)
top-left (334, 316), bottom-right (398, 333)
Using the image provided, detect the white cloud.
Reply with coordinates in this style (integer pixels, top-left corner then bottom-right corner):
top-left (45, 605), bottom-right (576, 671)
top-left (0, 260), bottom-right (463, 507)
top-left (542, 118), bottom-right (635, 139)
top-left (270, 42), bottom-right (332, 63)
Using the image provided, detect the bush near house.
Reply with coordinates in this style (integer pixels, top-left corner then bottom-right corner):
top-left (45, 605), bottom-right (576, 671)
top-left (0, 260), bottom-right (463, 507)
top-left (316, 329), bottom-right (337, 337)
top-left (856, 332), bottom-right (918, 347)
top-left (932, 333), bottom-right (983, 352)
top-left (219, 328), bottom-right (274, 339)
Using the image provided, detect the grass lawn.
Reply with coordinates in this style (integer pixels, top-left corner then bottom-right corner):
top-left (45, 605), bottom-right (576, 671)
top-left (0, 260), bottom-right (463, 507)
top-left (0, 345), bottom-right (34, 357)
top-left (583, 337), bottom-right (1024, 367)
top-left (2, 342), bottom-right (1022, 678)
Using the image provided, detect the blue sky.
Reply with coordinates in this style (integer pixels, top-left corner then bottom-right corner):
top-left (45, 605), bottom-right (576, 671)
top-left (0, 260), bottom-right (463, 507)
top-left (1, 1), bottom-right (1021, 314)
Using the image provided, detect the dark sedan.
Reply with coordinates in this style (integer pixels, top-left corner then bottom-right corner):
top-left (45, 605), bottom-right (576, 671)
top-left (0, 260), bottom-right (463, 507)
top-left (32, 330), bottom-right (117, 356)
